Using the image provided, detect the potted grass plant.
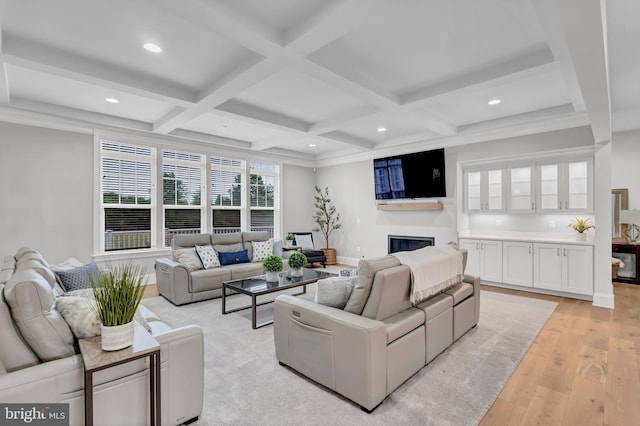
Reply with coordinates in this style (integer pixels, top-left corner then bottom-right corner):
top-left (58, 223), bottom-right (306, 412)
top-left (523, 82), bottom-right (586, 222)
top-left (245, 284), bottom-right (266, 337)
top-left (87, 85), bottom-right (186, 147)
top-left (288, 251), bottom-right (307, 277)
top-left (90, 263), bottom-right (146, 351)
top-left (262, 255), bottom-right (283, 282)
top-left (568, 217), bottom-right (595, 241)
top-left (284, 233), bottom-right (295, 248)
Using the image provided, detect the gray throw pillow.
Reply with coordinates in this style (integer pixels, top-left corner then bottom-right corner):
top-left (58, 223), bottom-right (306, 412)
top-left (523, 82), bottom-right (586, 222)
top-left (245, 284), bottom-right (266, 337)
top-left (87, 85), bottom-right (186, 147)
top-left (314, 276), bottom-right (358, 309)
top-left (54, 262), bottom-right (100, 292)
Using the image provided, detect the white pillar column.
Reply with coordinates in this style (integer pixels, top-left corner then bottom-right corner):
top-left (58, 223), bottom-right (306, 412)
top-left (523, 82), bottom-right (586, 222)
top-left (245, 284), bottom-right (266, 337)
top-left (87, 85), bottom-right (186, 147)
top-left (593, 141), bottom-right (614, 308)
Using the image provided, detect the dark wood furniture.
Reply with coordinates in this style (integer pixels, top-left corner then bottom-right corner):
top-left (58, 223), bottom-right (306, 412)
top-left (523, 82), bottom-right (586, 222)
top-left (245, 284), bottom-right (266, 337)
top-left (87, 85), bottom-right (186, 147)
top-left (612, 242), bottom-right (640, 285)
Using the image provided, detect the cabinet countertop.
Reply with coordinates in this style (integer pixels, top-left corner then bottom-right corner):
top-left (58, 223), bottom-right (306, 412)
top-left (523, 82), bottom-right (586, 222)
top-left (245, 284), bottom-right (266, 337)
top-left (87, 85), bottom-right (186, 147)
top-left (458, 231), bottom-right (594, 246)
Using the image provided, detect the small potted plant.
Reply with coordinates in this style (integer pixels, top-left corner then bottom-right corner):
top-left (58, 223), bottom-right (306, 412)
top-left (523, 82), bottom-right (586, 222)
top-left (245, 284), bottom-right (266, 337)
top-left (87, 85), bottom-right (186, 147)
top-left (284, 233), bottom-right (295, 248)
top-left (90, 263), bottom-right (146, 351)
top-left (568, 217), bottom-right (595, 241)
top-left (288, 252), bottom-right (307, 277)
top-left (262, 255), bottom-right (283, 282)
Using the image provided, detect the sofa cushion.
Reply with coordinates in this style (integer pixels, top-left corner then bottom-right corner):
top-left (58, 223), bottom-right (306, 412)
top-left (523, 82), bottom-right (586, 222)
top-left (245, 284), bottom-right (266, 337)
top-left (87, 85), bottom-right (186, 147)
top-left (213, 242), bottom-right (243, 256)
top-left (16, 251), bottom-right (50, 269)
top-left (173, 233), bottom-right (212, 249)
top-left (251, 239), bottom-right (273, 262)
top-left (17, 259), bottom-right (58, 290)
top-left (242, 231), bottom-right (271, 260)
top-left (218, 249), bottom-right (250, 266)
top-left (0, 284), bottom-right (40, 372)
top-left (211, 232), bottom-right (242, 245)
top-left (227, 263), bottom-right (263, 280)
top-left (190, 268), bottom-right (231, 293)
top-left (194, 245), bottom-right (220, 269)
top-left (383, 307), bottom-right (425, 345)
top-left (344, 255), bottom-right (401, 315)
top-left (4, 270), bottom-right (75, 361)
top-left (445, 282), bottom-right (473, 305)
top-left (54, 261), bottom-right (100, 292)
top-left (361, 264), bottom-right (412, 320)
top-left (173, 248), bottom-right (204, 271)
top-left (417, 293), bottom-right (453, 320)
top-left (15, 246), bottom-right (39, 260)
top-left (314, 276), bottom-right (357, 309)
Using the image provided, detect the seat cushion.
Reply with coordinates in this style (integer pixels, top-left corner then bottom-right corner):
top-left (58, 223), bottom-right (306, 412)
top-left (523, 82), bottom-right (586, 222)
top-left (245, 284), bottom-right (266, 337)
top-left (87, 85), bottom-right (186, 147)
top-left (383, 307), bottom-right (424, 344)
top-left (0, 285), bottom-right (40, 372)
top-left (445, 282), bottom-right (473, 305)
top-left (227, 263), bottom-right (263, 280)
top-left (417, 293), bottom-right (453, 320)
top-left (172, 233), bottom-right (212, 249)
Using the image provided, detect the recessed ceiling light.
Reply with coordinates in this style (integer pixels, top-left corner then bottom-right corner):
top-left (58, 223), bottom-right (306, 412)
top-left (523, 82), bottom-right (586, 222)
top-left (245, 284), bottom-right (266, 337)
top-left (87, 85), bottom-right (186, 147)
top-left (377, 127), bottom-right (387, 132)
top-left (488, 99), bottom-right (501, 105)
top-left (105, 97), bottom-right (119, 104)
top-left (143, 43), bottom-right (162, 53)
top-left (309, 143), bottom-right (317, 147)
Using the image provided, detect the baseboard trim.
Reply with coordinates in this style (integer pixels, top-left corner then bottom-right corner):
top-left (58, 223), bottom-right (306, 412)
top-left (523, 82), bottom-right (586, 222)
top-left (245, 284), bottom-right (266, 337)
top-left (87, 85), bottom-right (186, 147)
top-left (337, 256), bottom-right (359, 266)
top-left (592, 292), bottom-right (615, 309)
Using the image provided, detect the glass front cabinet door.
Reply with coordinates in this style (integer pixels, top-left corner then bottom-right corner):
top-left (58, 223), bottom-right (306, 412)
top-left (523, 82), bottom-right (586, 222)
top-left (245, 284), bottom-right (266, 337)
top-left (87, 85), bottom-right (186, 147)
top-left (508, 166), bottom-right (535, 212)
top-left (465, 169), bottom-right (505, 213)
top-left (536, 159), bottom-right (593, 213)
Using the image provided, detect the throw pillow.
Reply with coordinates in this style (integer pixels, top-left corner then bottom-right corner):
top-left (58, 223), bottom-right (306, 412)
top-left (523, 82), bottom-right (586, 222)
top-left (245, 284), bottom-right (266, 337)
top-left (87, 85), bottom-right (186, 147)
top-left (315, 276), bottom-right (358, 309)
top-left (294, 234), bottom-right (315, 250)
top-left (195, 245), bottom-right (220, 269)
top-left (173, 248), bottom-right (204, 271)
top-left (54, 261), bottom-right (100, 292)
top-left (55, 296), bottom-right (101, 338)
top-left (218, 249), bottom-right (251, 266)
top-left (251, 239), bottom-right (273, 263)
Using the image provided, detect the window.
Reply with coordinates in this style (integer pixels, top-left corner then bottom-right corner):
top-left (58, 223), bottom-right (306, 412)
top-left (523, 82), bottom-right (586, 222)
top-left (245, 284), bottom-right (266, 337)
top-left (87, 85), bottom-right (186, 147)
top-left (101, 140), bottom-right (155, 251)
top-left (211, 156), bottom-right (244, 234)
top-left (162, 150), bottom-right (205, 247)
top-left (250, 161), bottom-right (278, 238)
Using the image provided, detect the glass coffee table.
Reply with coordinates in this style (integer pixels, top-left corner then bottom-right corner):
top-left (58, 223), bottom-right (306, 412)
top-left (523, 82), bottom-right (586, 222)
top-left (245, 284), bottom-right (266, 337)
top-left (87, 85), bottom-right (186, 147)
top-left (222, 268), bottom-right (337, 329)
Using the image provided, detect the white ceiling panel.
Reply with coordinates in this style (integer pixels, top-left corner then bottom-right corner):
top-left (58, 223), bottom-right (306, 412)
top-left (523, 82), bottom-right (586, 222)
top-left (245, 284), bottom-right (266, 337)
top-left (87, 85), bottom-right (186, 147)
top-left (418, 71), bottom-right (572, 127)
top-left (233, 68), bottom-right (366, 124)
top-left (329, 110), bottom-right (440, 144)
top-left (222, 0), bottom-right (329, 33)
top-left (7, 65), bottom-right (174, 123)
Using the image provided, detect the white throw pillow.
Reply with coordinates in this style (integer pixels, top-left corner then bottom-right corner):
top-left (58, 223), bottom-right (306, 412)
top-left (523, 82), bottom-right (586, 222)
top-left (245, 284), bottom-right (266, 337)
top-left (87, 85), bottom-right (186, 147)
top-left (55, 296), bottom-right (102, 338)
top-left (314, 276), bottom-right (358, 309)
top-left (252, 239), bottom-right (273, 262)
top-left (295, 234), bottom-right (315, 250)
top-left (195, 245), bottom-right (220, 269)
top-left (173, 248), bottom-right (204, 271)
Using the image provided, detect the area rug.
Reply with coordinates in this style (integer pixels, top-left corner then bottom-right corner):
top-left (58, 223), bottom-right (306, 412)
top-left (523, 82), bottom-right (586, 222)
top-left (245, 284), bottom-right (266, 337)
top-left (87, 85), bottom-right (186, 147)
top-left (141, 289), bottom-right (556, 426)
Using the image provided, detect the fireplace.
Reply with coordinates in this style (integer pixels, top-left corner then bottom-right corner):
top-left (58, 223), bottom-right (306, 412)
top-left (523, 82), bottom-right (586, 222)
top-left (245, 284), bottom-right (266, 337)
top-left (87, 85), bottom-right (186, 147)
top-left (388, 235), bottom-right (435, 254)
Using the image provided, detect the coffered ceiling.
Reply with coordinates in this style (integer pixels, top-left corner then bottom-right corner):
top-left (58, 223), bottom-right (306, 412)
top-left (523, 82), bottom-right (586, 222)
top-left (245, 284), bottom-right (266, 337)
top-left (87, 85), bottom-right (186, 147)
top-left (0, 0), bottom-right (633, 164)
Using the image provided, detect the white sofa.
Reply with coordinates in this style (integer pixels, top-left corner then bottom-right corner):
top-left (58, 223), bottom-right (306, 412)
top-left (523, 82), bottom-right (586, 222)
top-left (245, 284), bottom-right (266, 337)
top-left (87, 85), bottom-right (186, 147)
top-left (0, 248), bottom-right (204, 426)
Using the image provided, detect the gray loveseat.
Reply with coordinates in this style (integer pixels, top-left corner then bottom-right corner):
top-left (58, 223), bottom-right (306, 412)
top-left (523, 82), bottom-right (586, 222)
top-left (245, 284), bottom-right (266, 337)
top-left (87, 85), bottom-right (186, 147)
top-left (273, 247), bottom-right (479, 412)
top-left (0, 248), bottom-right (204, 426)
top-left (156, 231), bottom-right (282, 306)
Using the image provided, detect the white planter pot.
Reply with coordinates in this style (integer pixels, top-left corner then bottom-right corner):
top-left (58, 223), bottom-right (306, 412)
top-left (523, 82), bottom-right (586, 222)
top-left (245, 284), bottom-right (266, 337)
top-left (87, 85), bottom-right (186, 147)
top-left (101, 321), bottom-right (135, 351)
top-left (576, 233), bottom-right (587, 241)
top-left (290, 267), bottom-right (304, 277)
top-left (265, 271), bottom-right (280, 282)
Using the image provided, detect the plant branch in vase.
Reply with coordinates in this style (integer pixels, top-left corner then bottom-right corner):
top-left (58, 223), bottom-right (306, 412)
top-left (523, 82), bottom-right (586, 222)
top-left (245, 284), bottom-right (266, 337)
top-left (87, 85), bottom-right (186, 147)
top-left (312, 185), bottom-right (342, 265)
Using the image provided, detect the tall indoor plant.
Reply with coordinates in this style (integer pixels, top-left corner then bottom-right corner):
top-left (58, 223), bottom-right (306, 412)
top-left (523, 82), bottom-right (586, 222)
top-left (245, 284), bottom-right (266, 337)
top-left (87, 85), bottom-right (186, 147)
top-left (90, 263), bottom-right (146, 351)
top-left (312, 185), bottom-right (342, 265)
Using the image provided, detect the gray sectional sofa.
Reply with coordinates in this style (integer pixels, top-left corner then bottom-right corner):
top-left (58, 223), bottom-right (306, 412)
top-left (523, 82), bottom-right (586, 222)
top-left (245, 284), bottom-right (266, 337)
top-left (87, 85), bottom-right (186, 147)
top-left (0, 248), bottom-right (204, 426)
top-left (155, 231), bottom-right (282, 305)
top-left (273, 247), bottom-right (479, 412)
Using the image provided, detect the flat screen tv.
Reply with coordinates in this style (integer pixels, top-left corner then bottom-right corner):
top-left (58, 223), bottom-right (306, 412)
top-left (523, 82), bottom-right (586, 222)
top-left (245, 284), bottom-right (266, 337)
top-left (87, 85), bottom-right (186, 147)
top-left (373, 148), bottom-right (446, 200)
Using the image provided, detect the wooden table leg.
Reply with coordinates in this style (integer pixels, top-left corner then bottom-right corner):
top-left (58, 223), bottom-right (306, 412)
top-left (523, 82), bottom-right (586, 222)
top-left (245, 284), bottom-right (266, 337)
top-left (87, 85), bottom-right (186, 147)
top-left (84, 370), bottom-right (93, 426)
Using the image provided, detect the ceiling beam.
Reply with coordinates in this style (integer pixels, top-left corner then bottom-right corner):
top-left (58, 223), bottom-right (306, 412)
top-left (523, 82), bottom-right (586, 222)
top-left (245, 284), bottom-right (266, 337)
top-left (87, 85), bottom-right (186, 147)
top-left (167, 128), bottom-right (252, 150)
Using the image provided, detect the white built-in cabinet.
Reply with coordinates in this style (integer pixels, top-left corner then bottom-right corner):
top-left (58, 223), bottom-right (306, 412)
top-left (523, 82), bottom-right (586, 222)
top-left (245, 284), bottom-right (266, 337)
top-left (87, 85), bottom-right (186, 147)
top-left (464, 156), bottom-right (593, 214)
top-left (465, 169), bottom-right (505, 212)
top-left (502, 241), bottom-right (533, 287)
top-left (536, 160), bottom-right (593, 212)
top-left (533, 243), bottom-right (594, 296)
top-left (459, 239), bottom-right (503, 282)
top-left (459, 237), bottom-right (593, 298)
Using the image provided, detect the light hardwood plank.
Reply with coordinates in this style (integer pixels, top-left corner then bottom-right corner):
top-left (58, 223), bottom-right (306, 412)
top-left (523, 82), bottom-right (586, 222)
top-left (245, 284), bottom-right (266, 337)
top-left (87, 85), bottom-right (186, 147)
top-left (562, 376), bottom-right (605, 425)
top-left (576, 345), bottom-right (608, 384)
top-left (604, 337), bottom-right (640, 425)
top-left (520, 385), bottom-right (569, 426)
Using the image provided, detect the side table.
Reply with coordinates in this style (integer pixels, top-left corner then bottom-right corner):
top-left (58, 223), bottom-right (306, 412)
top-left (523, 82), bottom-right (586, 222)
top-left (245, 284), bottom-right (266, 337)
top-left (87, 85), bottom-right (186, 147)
top-left (78, 326), bottom-right (161, 426)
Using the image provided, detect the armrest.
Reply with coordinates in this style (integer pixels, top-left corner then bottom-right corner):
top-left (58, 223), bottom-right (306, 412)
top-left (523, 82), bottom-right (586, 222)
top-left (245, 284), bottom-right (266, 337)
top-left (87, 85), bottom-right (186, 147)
top-left (154, 325), bottom-right (204, 423)
top-left (463, 273), bottom-right (481, 324)
top-left (155, 258), bottom-right (192, 305)
top-left (273, 295), bottom-right (387, 411)
top-left (272, 239), bottom-right (283, 257)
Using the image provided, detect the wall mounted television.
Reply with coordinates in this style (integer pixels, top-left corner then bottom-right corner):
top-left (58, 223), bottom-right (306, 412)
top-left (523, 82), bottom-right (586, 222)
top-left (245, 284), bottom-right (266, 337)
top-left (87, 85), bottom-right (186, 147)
top-left (373, 148), bottom-right (446, 200)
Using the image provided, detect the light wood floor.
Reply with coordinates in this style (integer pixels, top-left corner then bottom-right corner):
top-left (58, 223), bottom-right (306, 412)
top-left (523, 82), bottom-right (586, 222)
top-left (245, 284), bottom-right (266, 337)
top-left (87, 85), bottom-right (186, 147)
top-left (480, 282), bottom-right (640, 426)
top-left (145, 277), bottom-right (640, 425)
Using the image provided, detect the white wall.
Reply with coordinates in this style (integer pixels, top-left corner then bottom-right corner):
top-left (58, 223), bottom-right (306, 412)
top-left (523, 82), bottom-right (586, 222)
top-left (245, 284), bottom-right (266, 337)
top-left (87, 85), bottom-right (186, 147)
top-left (0, 122), bottom-right (94, 263)
top-left (281, 164), bottom-right (317, 234)
top-left (612, 129), bottom-right (640, 208)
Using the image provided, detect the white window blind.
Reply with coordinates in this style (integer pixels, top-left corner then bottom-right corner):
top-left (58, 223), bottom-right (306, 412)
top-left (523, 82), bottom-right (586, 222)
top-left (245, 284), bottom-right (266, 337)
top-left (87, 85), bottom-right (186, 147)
top-left (101, 140), bottom-right (155, 251)
top-left (249, 161), bottom-right (278, 237)
top-left (162, 150), bottom-right (205, 247)
top-left (211, 156), bottom-right (244, 234)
